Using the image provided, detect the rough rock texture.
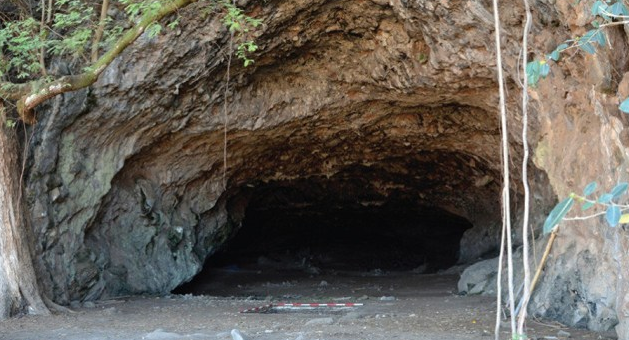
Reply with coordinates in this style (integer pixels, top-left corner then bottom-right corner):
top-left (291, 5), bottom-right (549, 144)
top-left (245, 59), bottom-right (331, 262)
top-left (19, 0), bottom-right (629, 337)
top-left (457, 257), bottom-right (499, 296)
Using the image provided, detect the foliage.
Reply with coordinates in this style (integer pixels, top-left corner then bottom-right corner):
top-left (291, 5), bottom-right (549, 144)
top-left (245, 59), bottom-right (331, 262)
top-left (120, 0), bottom-right (166, 38)
top-left (0, 18), bottom-right (46, 79)
top-left (543, 181), bottom-right (629, 234)
top-left (220, 0), bottom-right (262, 67)
top-left (0, 0), bottom-right (261, 84)
top-left (526, 0), bottom-right (629, 113)
top-left (49, 0), bottom-right (96, 57)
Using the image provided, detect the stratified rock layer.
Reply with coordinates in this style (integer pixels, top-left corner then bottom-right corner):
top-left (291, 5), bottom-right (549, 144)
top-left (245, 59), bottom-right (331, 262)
top-left (22, 0), bottom-right (629, 336)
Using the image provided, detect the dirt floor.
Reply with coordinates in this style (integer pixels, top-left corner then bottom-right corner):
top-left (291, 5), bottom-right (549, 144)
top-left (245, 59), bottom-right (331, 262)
top-left (0, 265), bottom-right (619, 340)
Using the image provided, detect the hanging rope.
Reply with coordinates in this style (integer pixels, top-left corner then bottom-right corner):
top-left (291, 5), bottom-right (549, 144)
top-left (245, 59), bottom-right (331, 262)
top-left (517, 0), bottom-right (533, 337)
top-left (491, 0), bottom-right (517, 338)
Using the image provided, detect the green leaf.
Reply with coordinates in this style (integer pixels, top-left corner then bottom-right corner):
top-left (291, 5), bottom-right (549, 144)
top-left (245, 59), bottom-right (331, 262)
top-left (526, 61), bottom-right (541, 86)
top-left (556, 43), bottom-right (569, 51)
top-left (581, 201), bottom-right (595, 211)
top-left (543, 197), bottom-right (574, 234)
top-left (540, 63), bottom-right (550, 77)
top-left (610, 182), bottom-right (628, 198)
top-left (584, 181), bottom-right (597, 196)
top-left (549, 49), bottom-right (560, 61)
top-left (578, 42), bottom-right (596, 54)
top-left (582, 29), bottom-right (596, 41)
top-left (229, 22), bottom-right (241, 32)
top-left (620, 214), bottom-right (629, 224)
top-left (167, 19), bottom-right (180, 30)
top-left (526, 60), bottom-right (540, 74)
top-left (147, 23), bottom-right (162, 38)
top-left (592, 0), bottom-right (607, 15)
top-left (598, 193), bottom-right (614, 204)
top-left (606, 206), bottom-right (621, 227)
top-left (609, 2), bottom-right (629, 16)
top-left (593, 31), bottom-right (606, 46)
top-left (619, 97), bottom-right (629, 113)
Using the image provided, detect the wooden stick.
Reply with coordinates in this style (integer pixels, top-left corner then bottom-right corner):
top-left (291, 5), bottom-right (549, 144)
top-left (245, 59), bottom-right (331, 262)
top-left (529, 229), bottom-right (558, 300)
top-left (514, 228), bottom-right (558, 319)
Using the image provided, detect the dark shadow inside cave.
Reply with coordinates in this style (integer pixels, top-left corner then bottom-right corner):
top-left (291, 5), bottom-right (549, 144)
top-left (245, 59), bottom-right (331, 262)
top-left (213, 201), bottom-right (471, 273)
top-left (174, 177), bottom-right (474, 295)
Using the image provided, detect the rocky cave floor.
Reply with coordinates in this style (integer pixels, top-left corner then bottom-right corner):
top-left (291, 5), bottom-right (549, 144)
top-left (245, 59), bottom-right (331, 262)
top-left (0, 256), bottom-right (618, 340)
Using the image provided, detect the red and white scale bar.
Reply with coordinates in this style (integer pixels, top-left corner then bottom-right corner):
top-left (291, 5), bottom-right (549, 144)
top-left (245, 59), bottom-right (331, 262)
top-left (240, 302), bottom-right (363, 313)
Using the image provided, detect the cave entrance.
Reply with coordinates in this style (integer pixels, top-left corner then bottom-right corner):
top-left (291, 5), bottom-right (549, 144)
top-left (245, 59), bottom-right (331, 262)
top-left (174, 175), bottom-right (477, 296)
top-left (213, 199), bottom-right (471, 273)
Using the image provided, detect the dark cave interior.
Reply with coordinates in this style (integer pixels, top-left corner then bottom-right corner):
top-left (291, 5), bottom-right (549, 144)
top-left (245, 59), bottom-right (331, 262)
top-left (174, 178), bottom-right (475, 295)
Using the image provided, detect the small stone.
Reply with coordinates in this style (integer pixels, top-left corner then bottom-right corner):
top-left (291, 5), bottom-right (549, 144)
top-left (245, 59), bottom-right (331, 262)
top-left (358, 295), bottom-right (369, 300)
top-left (379, 296), bottom-right (395, 301)
top-left (69, 300), bottom-right (81, 309)
top-left (340, 312), bottom-right (362, 321)
top-left (50, 188), bottom-right (62, 202)
top-left (231, 329), bottom-right (247, 340)
top-left (83, 301), bottom-right (96, 308)
top-left (103, 307), bottom-right (117, 315)
top-left (557, 330), bottom-right (571, 338)
top-left (144, 329), bottom-right (181, 339)
top-left (319, 280), bottom-right (328, 287)
top-left (305, 317), bottom-right (334, 326)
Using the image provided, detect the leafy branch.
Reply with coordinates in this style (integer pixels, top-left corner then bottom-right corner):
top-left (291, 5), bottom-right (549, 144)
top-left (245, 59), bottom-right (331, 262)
top-left (221, 0), bottom-right (261, 67)
top-left (543, 181), bottom-right (629, 234)
top-left (526, 0), bottom-right (629, 113)
top-left (0, 0), bottom-right (263, 124)
top-left (0, 0), bottom-right (200, 123)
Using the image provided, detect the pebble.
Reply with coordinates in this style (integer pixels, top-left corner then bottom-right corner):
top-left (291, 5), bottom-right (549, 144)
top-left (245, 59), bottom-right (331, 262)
top-left (305, 317), bottom-right (334, 326)
top-left (557, 330), bottom-right (571, 338)
top-left (103, 307), bottom-right (117, 315)
top-left (380, 296), bottom-right (396, 301)
top-left (231, 329), bottom-right (247, 340)
top-left (143, 329), bottom-right (181, 339)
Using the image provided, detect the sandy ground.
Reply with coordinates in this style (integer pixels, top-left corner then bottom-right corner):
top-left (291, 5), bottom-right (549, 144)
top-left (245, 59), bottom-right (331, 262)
top-left (0, 268), bottom-right (618, 340)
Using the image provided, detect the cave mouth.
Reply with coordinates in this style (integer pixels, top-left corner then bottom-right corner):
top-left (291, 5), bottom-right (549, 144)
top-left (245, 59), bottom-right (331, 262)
top-left (215, 200), bottom-right (471, 273)
top-left (174, 177), bottom-right (475, 295)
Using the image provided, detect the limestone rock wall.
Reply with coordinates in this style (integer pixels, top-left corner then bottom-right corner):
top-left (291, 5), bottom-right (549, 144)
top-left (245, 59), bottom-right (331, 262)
top-left (21, 0), bottom-right (629, 336)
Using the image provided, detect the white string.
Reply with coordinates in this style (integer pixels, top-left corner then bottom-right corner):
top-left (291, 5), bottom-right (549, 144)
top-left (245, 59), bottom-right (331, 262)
top-left (491, 0), bottom-right (516, 338)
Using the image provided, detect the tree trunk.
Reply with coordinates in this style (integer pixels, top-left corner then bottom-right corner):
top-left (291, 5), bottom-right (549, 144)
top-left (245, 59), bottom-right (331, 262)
top-left (0, 112), bottom-right (49, 319)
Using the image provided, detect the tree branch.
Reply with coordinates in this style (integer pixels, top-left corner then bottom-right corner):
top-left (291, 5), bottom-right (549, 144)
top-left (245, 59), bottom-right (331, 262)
top-left (0, 0), bottom-right (199, 124)
top-left (91, 0), bottom-right (110, 63)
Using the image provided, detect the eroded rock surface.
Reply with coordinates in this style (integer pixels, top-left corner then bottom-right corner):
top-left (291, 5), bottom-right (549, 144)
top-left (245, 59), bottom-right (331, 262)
top-left (21, 0), bottom-right (629, 336)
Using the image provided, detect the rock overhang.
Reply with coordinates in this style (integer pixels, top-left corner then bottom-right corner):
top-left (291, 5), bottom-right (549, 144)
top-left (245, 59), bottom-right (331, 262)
top-left (26, 0), bottom-right (538, 304)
